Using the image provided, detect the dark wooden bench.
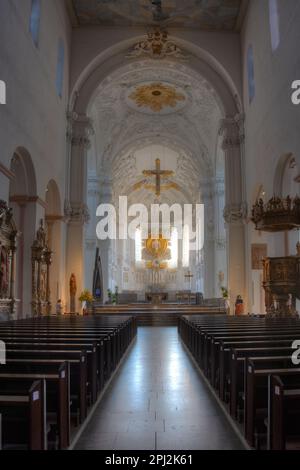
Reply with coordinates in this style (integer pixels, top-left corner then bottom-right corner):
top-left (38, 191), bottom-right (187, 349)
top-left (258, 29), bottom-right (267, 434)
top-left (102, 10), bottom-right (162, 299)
top-left (245, 357), bottom-right (300, 448)
top-left (270, 372), bottom-right (300, 450)
top-left (0, 378), bottom-right (45, 450)
top-left (0, 361), bottom-right (69, 449)
top-left (230, 347), bottom-right (294, 420)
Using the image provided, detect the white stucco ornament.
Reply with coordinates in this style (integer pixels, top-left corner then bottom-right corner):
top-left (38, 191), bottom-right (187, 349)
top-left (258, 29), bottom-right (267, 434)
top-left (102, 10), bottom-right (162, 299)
top-left (126, 29), bottom-right (188, 61)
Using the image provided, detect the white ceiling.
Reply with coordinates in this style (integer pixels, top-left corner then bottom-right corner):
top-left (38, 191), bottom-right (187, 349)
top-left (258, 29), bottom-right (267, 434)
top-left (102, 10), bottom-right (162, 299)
top-left (89, 59), bottom-right (223, 204)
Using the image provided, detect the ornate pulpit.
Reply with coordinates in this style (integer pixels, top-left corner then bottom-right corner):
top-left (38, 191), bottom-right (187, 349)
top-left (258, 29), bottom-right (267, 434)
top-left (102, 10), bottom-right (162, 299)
top-left (251, 195), bottom-right (300, 317)
top-left (263, 246), bottom-right (300, 316)
top-left (0, 201), bottom-right (18, 320)
top-left (31, 220), bottom-right (52, 316)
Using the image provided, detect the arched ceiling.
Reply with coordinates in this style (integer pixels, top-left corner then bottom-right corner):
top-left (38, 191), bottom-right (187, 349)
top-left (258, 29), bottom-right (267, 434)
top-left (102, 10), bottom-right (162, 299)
top-left (111, 144), bottom-right (201, 207)
top-left (89, 59), bottom-right (223, 205)
top-left (69, 0), bottom-right (245, 31)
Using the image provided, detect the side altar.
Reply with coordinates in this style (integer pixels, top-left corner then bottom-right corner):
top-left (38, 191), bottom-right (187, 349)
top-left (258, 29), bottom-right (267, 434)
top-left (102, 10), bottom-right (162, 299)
top-left (0, 201), bottom-right (18, 320)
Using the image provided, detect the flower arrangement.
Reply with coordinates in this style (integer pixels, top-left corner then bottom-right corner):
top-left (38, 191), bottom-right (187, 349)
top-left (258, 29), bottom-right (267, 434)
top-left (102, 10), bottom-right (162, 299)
top-left (79, 290), bottom-right (94, 304)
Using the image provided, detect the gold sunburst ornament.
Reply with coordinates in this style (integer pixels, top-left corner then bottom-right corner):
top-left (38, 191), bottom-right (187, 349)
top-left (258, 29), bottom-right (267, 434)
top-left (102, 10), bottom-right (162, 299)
top-left (129, 83), bottom-right (185, 113)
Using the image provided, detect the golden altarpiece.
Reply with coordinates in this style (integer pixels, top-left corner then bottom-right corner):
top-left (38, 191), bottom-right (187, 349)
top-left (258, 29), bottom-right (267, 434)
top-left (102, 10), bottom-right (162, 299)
top-left (31, 220), bottom-right (52, 316)
top-left (252, 195), bottom-right (300, 316)
top-left (0, 201), bottom-right (18, 320)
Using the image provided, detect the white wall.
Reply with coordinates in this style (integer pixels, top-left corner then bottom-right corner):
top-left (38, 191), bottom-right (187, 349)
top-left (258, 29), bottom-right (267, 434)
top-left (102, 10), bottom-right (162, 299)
top-left (242, 0), bottom-right (300, 312)
top-left (0, 0), bottom-right (71, 315)
top-left (70, 27), bottom-right (242, 101)
top-left (0, 0), bottom-right (71, 201)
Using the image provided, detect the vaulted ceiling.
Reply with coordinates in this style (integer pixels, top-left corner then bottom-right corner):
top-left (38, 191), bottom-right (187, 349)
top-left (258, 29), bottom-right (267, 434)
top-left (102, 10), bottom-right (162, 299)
top-left (88, 60), bottom-right (223, 205)
top-left (68, 0), bottom-right (246, 31)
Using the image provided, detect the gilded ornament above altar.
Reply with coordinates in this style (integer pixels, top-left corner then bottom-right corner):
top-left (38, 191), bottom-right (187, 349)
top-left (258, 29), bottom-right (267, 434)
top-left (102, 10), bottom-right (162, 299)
top-left (128, 82), bottom-right (186, 114)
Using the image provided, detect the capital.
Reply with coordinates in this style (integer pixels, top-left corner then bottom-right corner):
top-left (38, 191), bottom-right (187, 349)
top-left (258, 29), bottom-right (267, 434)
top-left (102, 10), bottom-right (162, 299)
top-left (223, 202), bottom-right (248, 225)
top-left (67, 114), bottom-right (94, 149)
top-left (219, 113), bottom-right (245, 150)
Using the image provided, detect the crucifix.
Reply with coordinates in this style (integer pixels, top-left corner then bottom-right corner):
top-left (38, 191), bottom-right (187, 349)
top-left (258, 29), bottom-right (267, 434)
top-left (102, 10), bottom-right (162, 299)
top-left (143, 159), bottom-right (174, 197)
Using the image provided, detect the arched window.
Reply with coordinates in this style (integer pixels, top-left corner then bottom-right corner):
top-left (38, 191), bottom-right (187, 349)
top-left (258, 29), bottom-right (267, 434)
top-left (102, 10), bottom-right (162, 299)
top-left (182, 225), bottom-right (190, 268)
top-left (56, 39), bottom-right (65, 98)
top-left (29, 0), bottom-right (41, 47)
top-left (269, 0), bottom-right (280, 51)
top-left (169, 227), bottom-right (178, 269)
top-left (247, 45), bottom-right (255, 104)
top-left (135, 228), bottom-right (142, 265)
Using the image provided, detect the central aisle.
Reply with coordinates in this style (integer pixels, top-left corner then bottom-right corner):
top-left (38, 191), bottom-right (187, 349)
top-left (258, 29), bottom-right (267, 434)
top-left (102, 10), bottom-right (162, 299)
top-left (75, 327), bottom-right (244, 450)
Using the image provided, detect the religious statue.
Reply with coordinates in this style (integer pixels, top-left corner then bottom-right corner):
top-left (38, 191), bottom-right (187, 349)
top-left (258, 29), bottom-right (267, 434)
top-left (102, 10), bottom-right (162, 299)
top-left (70, 273), bottom-right (77, 313)
top-left (31, 220), bottom-right (52, 316)
top-left (0, 246), bottom-right (9, 299)
top-left (36, 219), bottom-right (47, 247)
top-left (56, 299), bottom-right (63, 316)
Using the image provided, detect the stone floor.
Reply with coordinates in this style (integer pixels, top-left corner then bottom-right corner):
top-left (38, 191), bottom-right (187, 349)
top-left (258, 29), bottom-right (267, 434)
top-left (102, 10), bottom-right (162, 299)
top-left (75, 327), bottom-right (245, 450)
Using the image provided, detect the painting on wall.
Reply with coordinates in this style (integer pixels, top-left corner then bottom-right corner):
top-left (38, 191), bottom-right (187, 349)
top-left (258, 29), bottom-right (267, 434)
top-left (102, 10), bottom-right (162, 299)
top-left (251, 244), bottom-right (267, 270)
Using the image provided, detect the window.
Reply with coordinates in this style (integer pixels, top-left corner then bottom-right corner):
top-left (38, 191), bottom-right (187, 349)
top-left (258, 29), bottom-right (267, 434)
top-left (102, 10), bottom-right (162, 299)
top-left (182, 225), bottom-right (190, 268)
top-left (135, 228), bottom-right (142, 265)
top-left (269, 0), bottom-right (280, 51)
top-left (169, 227), bottom-right (178, 269)
top-left (56, 39), bottom-right (65, 98)
top-left (29, 0), bottom-right (41, 47)
top-left (247, 45), bottom-right (255, 104)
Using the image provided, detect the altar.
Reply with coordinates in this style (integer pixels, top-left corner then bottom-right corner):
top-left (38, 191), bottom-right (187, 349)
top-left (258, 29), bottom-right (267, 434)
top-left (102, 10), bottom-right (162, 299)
top-left (145, 292), bottom-right (168, 304)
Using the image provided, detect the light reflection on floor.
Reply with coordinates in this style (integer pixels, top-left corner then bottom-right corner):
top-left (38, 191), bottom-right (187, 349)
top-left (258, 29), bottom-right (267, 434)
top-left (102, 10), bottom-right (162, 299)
top-left (75, 327), bottom-right (244, 450)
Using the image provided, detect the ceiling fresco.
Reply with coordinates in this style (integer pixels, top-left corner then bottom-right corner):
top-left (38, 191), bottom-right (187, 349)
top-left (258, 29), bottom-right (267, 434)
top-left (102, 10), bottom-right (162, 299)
top-left (70, 0), bottom-right (243, 31)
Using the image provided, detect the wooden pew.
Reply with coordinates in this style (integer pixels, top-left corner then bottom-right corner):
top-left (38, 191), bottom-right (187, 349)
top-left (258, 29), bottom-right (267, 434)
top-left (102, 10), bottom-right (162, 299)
top-left (245, 357), bottom-right (300, 448)
top-left (5, 345), bottom-right (97, 405)
top-left (0, 378), bottom-right (45, 450)
top-left (0, 329), bottom-right (112, 381)
top-left (218, 337), bottom-right (300, 400)
top-left (0, 315), bottom-right (136, 449)
top-left (3, 357), bottom-right (85, 423)
top-left (270, 372), bottom-right (300, 450)
top-left (1, 337), bottom-right (104, 393)
top-left (0, 362), bottom-right (70, 449)
top-left (0, 360), bottom-right (70, 449)
top-left (230, 347), bottom-right (294, 420)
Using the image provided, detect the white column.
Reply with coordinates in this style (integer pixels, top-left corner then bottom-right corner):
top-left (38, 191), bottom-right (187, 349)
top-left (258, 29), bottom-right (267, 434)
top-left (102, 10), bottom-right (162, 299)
top-left (98, 176), bottom-right (113, 303)
top-left (214, 177), bottom-right (227, 296)
top-left (85, 174), bottom-right (101, 291)
top-left (201, 180), bottom-right (215, 298)
top-left (65, 114), bottom-right (93, 313)
top-left (219, 114), bottom-right (247, 314)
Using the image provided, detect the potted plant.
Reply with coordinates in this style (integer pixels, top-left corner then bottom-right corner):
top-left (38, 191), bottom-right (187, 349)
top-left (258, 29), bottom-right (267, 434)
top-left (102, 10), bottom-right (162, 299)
top-left (114, 286), bottom-right (119, 305)
top-left (107, 289), bottom-right (112, 304)
top-left (221, 286), bottom-right (230, 314)
top-left (79, 289), bottom-right (94, 316)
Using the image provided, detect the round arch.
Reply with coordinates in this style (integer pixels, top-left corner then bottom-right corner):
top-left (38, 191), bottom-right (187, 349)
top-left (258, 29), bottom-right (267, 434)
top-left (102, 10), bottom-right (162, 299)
top-left (67, 34), bottom-right (246, 313)
top-left (70, 35), bottom-right (241, 117)
top-left (45, 179), bottom-right (64, 311)
top-left (9, 148), bottom-right (37, 318)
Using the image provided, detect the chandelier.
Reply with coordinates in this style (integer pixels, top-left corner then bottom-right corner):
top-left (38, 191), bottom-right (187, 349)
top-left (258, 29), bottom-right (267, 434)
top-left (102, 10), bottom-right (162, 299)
top-left (251, 195), bottom-right (300, 232)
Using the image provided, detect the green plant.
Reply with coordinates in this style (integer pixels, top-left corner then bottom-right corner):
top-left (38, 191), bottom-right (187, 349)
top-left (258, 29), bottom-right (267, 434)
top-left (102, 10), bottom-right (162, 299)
top-left (221, 286), bottom-right (229, 299)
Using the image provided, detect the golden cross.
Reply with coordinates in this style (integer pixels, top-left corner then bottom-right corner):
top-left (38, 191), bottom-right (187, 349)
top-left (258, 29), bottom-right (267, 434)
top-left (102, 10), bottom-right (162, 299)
top-left (143, 159), bottom-right (174, 197)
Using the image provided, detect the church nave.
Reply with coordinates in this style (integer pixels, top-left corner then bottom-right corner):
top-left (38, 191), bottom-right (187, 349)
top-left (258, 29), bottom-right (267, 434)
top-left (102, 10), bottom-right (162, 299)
top-left (75, 327), bottom-right (244, 451)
